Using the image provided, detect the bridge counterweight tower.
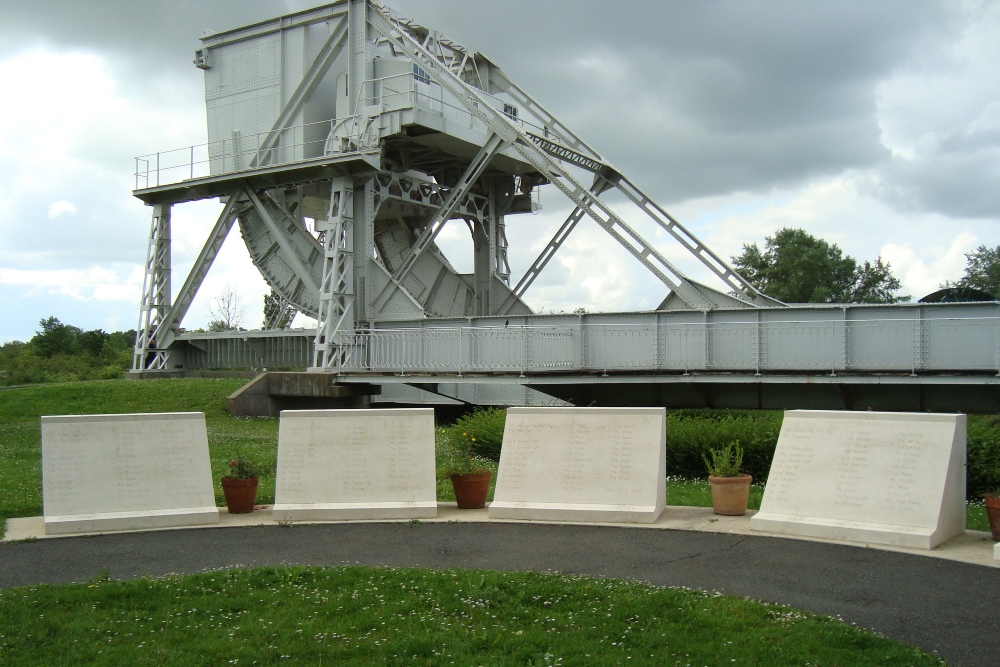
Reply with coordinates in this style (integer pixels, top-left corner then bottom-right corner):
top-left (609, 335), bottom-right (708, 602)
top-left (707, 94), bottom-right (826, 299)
top-left (129, 0), bottom-right (784, 376)
top-left (123, 1), bottom-right (1000, 413)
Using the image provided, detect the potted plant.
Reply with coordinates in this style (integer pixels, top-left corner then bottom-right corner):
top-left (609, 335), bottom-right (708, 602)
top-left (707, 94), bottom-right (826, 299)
top-left (703, 441), bottom-right (753, 516)
top-left (439, 424), bottom-right (496, 509)
top-left (984, 492), bottom-right (1000, 541)
top-left (220, 455), bottom-right (271, 514)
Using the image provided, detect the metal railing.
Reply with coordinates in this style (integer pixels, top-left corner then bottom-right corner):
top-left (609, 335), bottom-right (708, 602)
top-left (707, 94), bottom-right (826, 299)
top-left (133, 117), bottom-right (356, 190)
top-left (338, 316), bottom-right (1000, 376)
top-left (133, 71), bottom-right (552, 191)
top-left (156, 307), bottom-right (1000, 377)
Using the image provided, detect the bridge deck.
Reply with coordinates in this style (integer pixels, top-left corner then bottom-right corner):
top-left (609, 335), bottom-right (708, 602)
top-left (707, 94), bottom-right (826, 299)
top-left (142, 302), bottom-right (1000, 412)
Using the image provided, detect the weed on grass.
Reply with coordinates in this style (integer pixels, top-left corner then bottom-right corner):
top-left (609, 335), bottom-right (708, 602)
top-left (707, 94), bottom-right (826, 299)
top-left (0, 566), bottom-right (944, 666)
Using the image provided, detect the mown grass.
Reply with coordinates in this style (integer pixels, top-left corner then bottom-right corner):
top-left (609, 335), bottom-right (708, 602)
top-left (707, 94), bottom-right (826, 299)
top-left (0, 566), bottom-right (945, 666)
top-left (0, 379), bottom-right (277, 540)
top-left (0, 378), bottom-right (244, 419)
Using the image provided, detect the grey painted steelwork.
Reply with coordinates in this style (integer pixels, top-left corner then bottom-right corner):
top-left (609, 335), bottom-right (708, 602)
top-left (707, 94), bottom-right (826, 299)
top-left (172, 329), bottom-right (315, 371)
top-left (127, 1), bottom-right (998, 412)
top-left (348, 303), bottom-right (1000, 376)
top-left (162, 303), bottom-right (1000, 377)
top-left (153, 303), bottom-right (1000, 411)
top-left (130, 0), bottom-right (773, 376)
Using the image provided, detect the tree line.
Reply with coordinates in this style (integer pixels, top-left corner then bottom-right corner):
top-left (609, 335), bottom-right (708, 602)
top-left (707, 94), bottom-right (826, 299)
top-left (732, 228), bottom-right (1000, 304)
top-left (0, 317), bottom-right (134, 386)
top-left (2, 232), bottom-right (997, 385)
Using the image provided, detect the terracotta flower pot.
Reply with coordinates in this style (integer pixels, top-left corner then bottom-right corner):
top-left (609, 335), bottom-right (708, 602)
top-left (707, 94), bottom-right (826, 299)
top-left (221, 476), bottom-right (259, 514)
top-left (708, 474), bottom-right (753, 516)
top-left (985, 494), bottom-right (1000, 541)
top-left (450, 472), bottom-right (492, 509)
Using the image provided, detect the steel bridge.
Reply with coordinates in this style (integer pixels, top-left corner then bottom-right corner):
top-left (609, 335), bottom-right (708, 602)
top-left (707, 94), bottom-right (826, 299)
top-left (129, 1), bottom-right (1000, 413)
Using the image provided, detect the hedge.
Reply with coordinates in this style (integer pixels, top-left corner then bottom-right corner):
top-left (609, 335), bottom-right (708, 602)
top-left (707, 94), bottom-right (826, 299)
top-left (446, 408), bottom-right (1000, 501)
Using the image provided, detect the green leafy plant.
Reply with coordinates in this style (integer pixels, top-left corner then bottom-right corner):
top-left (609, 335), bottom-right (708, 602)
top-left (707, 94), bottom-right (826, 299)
top-left (702, 440), bottom-right (745, 478)
top-left (440, 455), bottom-right (493, 476)
top-left (224, 455), bottom-right (272, 480)
top-left (967, 416), bottom-right (1000, 499)
top-left (450, 408), bottom-right (506, 461)
top-left (436, 408), bottom-right (506, 477)
top-left (438, 428), bottom-right (494, 476)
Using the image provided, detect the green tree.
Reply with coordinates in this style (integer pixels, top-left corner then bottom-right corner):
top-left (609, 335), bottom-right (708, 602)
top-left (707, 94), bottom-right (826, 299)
top-left (1, 319), bottom-right (135, 385)
top-left (79, 329), bottom-right (109, 357)
top-left (263, 289), bottom-right (293, 329)
top-left (30, 317), bottom-right (82, 358)
top-left (732, 228), bottom-right (909, 304)
top-left (952, 245), bottom-right (1000, 298)
top-left (848, 258), bottom-right (906, 303)
top-left (104, 330), bottom-right (136, 356)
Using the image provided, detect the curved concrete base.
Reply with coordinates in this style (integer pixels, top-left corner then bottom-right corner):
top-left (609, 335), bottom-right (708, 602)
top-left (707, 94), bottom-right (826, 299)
top-left (7, 504), bottom-right (998, 569)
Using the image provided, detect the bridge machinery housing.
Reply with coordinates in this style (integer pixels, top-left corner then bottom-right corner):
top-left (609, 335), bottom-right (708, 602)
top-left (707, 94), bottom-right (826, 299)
top-left (131, 0), bottom-right (1000, 412)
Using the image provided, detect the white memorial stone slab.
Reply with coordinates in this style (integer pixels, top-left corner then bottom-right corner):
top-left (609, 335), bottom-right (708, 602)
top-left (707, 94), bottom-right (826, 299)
top-left (751, 410), bottom-right (966, 550)
top-left (273, 408), bottom-right (437, 521)
top-left (42, 412), bottom-right (219, 535)
top-left (488, 407), bottom-right (666, 523)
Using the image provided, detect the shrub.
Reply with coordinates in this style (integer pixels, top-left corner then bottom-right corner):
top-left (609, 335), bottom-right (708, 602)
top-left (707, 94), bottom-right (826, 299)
top-left (0, 319), bottom-right (134, 387)
top-left (436, 430), bottom-right (494, 477)
top-left (703, 441), bottom-right (745, 477)
top-left (666, 410), bottom-right (782, 482)
top-left (224, 455), bottom-right (273, 480)
top-left (668, 411), bottom-right (1000, 501)
top-left (967, 416), bottom-right (1000, 500)
top-left (447, 408), bottom-right (507, 462)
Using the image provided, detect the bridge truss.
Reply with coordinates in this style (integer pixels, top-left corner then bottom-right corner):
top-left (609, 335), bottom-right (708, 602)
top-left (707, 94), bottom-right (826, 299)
top-left (130, 0), bottom-right (1000, 411)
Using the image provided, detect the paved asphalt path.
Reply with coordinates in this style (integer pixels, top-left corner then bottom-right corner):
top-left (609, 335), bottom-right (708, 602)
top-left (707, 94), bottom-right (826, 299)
top-left (2, 522), bottom-right (998, 666)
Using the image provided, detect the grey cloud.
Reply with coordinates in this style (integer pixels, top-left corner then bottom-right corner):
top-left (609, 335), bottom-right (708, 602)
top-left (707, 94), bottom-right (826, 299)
top-left (0, 1), bottom-right (958, 201)
top-left (872, 148), bottom-right (1000, 219)
top-left (0, 1), bottom-right (317, 104)
top-left (391, 0), bottom-right (953, 204)
top-left (937, 123), bottom-right (1000, 155)
top-left (0, 1), bottom-right (304, 61)
top-left (1, 0), bottom-right (993, 262)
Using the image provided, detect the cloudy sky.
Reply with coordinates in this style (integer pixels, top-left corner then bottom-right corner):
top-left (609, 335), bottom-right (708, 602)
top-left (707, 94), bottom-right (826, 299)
top-left (0, 0), bottom-right (997, 343)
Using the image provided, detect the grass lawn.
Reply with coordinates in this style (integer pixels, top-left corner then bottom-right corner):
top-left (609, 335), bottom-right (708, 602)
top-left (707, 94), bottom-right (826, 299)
top-left (0, 565), bottom-right (944, 666)
top-left (0, 379), bottom-right (276, 538)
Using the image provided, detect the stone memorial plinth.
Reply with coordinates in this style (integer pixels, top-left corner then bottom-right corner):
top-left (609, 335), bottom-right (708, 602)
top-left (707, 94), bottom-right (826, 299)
top-left (751, 410), bottom-right (966, 549)
top-left (488, 407), bottom-right (666, 523)
top-left (272, 408), bottom-right (437, 521)
top-left (42, 412), bottom-right (219, 535)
